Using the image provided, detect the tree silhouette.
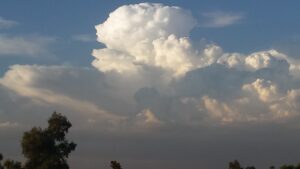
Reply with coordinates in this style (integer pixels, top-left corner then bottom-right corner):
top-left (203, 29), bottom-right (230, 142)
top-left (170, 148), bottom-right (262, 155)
top-left (3, 160), bottom-right (22, 169)
top-left (245, 166), bottom-right (256, 169)
top-left (229, 160), bottom-right (243, 169)
top-left (21, 112), bottom-right (76, 169)
top-left (110, 161), bottom-right (122, 169)
top-left (280, 164), bottom-right (300, 169)
top-left (0, 154), bottom-right (22, 169)
top-left (0, 154), bottom-right (4, 169)
top-left (281, 165), bottom-right (295, 169)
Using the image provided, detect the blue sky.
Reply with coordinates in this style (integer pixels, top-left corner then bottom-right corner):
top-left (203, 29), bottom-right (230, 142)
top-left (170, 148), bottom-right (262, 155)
top-left (1, 1), bottom-right (300, 169)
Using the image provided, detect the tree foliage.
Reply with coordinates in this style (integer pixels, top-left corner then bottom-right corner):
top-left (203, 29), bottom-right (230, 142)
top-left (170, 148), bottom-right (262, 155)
top-left (280, 164), bottom-right (300, 169)
top-left (110, 161), bottom-right (122, 169)
top-left (0, 154), bottom-right (22, 169)
top-left (229, 160), bottom-right (243, 169)
top-left (21, 112), bottom-right (76, 169)
top-left (3, 160), bottom-right (22, 169)
top-left (245, 166), bottom-right (256, 169)
top-left (0, 154), bottom-right (4, 169)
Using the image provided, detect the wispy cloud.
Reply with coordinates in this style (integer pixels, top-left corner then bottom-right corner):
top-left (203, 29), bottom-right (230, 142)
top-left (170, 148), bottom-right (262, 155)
top-left (0, 17), bottom-right (18, 29)
top-left (0, 121), bottom-right (19, 128)
top-left (0, 34), bottom-right (55, 57)
top-left (72, 34), bottom-right (96, 42)
top-left (201, 11), bottom-right (244, 28)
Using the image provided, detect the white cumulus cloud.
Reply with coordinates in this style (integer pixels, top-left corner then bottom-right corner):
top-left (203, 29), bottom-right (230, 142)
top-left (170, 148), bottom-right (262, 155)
top-left (93, 3), bottom-right (202, 77)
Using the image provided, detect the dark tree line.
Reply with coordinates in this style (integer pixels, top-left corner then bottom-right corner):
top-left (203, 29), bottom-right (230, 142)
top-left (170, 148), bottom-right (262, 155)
top-left (1, 112), bottom-right (299, 169)
top-left (229, 160), bottom-right (300, 169)
top-left (229, 160), bottom-right (255, 169)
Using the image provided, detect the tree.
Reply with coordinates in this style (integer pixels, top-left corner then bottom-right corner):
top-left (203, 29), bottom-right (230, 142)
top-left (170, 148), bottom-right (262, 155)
top-left (3, 160), bottom-right (22, 169)
top-left (0, 154), bottom-right (22, 169)
top-left (229, 160), bottom-right (243, 169)
top-left (280, 164), bottom-right (300, 169)
top-left (245, 166), bottom-right (256, 169)
top-left (110, 161), bottom-right (122, 169)
top-left (0, 154), bottom-right (4, 169)
top-left (280, 165), bottom-right (295, 169)
top-left (21, 112), bottom-right (76, 169)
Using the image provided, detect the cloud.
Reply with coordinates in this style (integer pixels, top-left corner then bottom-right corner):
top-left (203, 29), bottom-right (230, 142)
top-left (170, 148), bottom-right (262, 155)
top-left (96, 3), bottom-right (196, 49)
top-left (72, 34), bottom-right (96, 42)
top-left (242, 79), bottom-right (281, 103)
top-left (3, 4), bottom-right (300, 168)
top-left (202, 95), bottom-right (241, 123)
top-left (0, 34), bottom-right (54, 57)
top-left (0, 65), bottom-right (126, 128)
top-left (201, 11), bottom-right (244, 28)
top-left (0, 17), bottom-right (18, 29)
top-left (2, 3), bottom-right (300, 129)
top-left (92, 3), bottom-right (243, 79)
top-left (0, 121), bottom-right (19, 128)
top-left (93, 3), bottom-right (199, 77)
top-left (135, 109), bottom-right (163, 128)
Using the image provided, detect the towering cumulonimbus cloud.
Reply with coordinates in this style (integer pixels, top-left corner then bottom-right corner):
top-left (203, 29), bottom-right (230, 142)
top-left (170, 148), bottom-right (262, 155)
top-left (92, 2), bottom-right (229, 85)
top-left (92, 3), bottom-right (205, 77)
top-left (2, 3), bottom-right (300, 128)
top-left (89, 3), bottom-right (300, 125)
top-left (2, 4), bottom-right (300, 169)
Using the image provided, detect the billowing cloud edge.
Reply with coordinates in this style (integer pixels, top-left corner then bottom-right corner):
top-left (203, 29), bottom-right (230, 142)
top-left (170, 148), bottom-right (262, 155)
top-left (1, 3), bottom-right (300, 130)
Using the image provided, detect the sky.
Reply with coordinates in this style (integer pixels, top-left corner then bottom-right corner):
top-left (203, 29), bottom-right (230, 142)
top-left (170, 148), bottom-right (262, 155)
top-left (1, 1), bottom-right (300, 169)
